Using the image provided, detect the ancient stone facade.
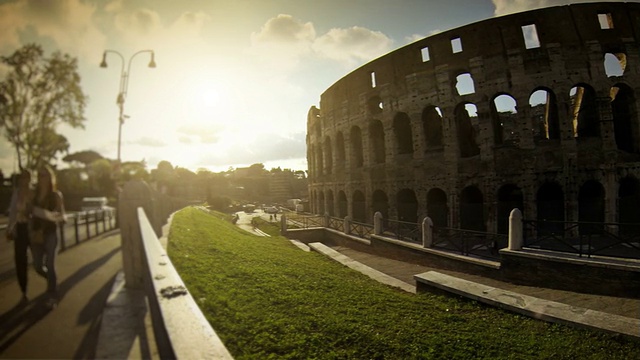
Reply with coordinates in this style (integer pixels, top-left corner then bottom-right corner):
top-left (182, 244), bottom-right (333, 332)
top-left (306, 2), bottom-right (640, 234)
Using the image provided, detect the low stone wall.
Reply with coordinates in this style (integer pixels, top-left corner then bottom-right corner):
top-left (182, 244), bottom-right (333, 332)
top-left (500, 249), bottom-right (640, 298)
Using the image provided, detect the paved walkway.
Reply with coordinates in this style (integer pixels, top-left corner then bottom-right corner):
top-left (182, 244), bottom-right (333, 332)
top-left (0, 230), bottom-right (122, 359)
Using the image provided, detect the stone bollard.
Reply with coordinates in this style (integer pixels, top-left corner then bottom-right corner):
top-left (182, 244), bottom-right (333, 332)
top-left (508, 208), bottom-right (523, 251)
top-left (118, 180), bottom-right (155, 289)
top-left (281, 214), bottom-right (287, 235)
top-left (374, 212), bottom-right (383, 235)
top-left (422, 217), bottom-right (434, 248)
top-left (344, 216), bottom-right (352, 235)
top-left (324, 212), bottom-right (330, 228)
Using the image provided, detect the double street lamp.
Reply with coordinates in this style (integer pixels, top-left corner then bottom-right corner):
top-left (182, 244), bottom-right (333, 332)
top-left (100, 49), bottom-right (156, 164)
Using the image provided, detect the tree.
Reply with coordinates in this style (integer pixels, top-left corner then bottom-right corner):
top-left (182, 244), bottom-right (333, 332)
top-left (63, 150), bottom-right (103, 167)
top-left (0, 44), bottom-right (87, 171)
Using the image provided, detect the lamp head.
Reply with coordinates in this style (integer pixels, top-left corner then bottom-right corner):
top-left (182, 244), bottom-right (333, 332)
top-left (148, 52), bottom-right (156, 68)
top-left (100, 52), bottom-right (108, 68)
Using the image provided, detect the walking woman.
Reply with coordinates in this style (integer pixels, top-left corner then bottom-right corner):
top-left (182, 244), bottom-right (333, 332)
top-left (31, 166), bottom-right (65, 309)
top-left (6, 170), bottom-right (33, 303)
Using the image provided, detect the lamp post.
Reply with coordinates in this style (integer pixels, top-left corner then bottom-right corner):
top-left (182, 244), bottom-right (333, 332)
top-left (100, 49), bottom-right (156, 164)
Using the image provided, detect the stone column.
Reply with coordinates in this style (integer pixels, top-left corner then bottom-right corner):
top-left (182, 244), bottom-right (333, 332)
top-left (118, 180), bottom-right (155, 289)
top-left (508, 208), bottom-right (523, 251)
top-left (373, 211), bottom-right (383, 235)
top-left (422, 216), bottom-right (433, 248)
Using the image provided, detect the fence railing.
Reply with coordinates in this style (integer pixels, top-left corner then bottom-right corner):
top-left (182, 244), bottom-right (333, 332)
top-left (59, 209), bottom-right (117, 251)
top-left (286, 214), bottom-right (324, 229)
top-left (523, 220), bottom-right (640, 259)
top-left (432, 227), bottom-right (507, 261)
top-left (327, 216), bottom-right (344, 232)
top-left (384, 219), bottom-right (421, 244)
top-left (349, 220), bottom-right (374, 239)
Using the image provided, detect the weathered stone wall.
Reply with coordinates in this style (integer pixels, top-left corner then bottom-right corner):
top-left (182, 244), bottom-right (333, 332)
top-left (307, 2), bottom-right (640, 232)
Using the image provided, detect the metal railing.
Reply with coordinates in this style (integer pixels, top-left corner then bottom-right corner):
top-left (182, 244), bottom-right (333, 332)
top-left (59, 209), bottom-right (117, 251)
top-left (523, 220), bottom-right (640, 259)
top-left (432, 227), bottom-right (507, 261)
top-left (348, 220), bottom-right (374, 239)
top-left (384, 219), bottom-right (421, 244)
top-left (327, 216), bottom-right (344, 232)
top-left (286, 214), bottom-right (324, 229)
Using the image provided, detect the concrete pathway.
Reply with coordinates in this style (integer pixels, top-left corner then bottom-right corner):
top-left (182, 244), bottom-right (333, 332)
top-left (0, 230), bottom-right (122, 359)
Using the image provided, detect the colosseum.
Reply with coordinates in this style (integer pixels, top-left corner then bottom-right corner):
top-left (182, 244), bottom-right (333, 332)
top-left (306, 2), bottom-right (640, 237)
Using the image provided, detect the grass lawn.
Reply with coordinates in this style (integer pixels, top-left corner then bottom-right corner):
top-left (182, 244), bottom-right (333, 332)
top-left (168, 207), bottom-right (639, 359)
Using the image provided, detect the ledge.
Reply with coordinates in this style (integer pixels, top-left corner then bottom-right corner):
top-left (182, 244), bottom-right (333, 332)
top-left (500, 248), bottom-right (640, 273)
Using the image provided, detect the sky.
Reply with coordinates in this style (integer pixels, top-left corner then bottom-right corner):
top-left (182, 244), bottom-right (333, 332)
top-left (0, 0), bottom-right (630, 174)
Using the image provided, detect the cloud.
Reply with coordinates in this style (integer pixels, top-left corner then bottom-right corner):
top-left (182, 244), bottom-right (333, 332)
top-left (492, 0), bottom-right (620, 16)
top-left (199, 132), bottom-right (307, 167)
top-left (249, 14), bottom-right (394, 70)
top-left (313, 26), bottom-right (393, 65)
top-left (0, 0), bottom-right (106, 57)
top-left (114, 8), bottom-right (162, 36)
top-left (129, 137), bottom-right (167, 147)
top-left (178, 124), bottom-right (221, 144)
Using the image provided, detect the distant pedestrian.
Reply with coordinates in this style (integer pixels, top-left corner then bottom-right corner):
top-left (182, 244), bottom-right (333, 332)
top-left (31, 166), bottom-right (65, 309)
top-left (274, 213), bottom-right (277, 221)
top-left (6, 170), bottom-right (33, 304)
top-left (270, 214), bottom-right (273, 221)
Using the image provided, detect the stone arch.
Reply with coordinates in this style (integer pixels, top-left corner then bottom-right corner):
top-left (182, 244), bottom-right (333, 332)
top-left (611, 83), bottom-right (638, 153)
top-left (460, 186), bottom-right (485, 231)
top-left (352, 190), bottom-right (366, 222)
top-left (529, 87), bottom-right (560, 141)
top-left (422, 105), bottom-right (443, 148)
top-left (497, 184), bottom-right (523, 234)
top-left (536, 182), bottom-right (565, 235)
top-left (350, 126), bottom-right (364, 167)
top-left (603, 52), bottom-right (626, 77)
top-left (393, 112), bottom-right (414, 155)
top-left (318, 191), bottom-right (325, 215)
top-left (619, 177), bottom-right (640, 235)
top-left (372, 189), bottom-right (390, 222)
top-left (578, 180), bottom-right (605, 235)
top-left (326, 189), bottom-right (335, 216)
top-left (315, 144), bottom-right (324, 176)
top-left (397, 189), bottom-right (418, 223)
top-left (335, 131), bottom-right (345, 168)
top-left (369, 120), bottom-right (386, 164)
top-left (455, 102), bottom-right (480, 158)
top-left (570, 83), bottom-right (599, 138)
top-left (324, 136), bottom-right (333, 174)
top-left (491, 93), bottom-right (519, 146)
top-left (455, 72), bottom-right (475, 96)
top-left (338, 190), bottom-right (348, 218)
top-left (427, 188), bottom-right (448, 228)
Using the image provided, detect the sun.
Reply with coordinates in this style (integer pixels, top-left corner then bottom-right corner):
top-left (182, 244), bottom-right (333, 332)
top-left (198, 86), bottom-right (221, 108)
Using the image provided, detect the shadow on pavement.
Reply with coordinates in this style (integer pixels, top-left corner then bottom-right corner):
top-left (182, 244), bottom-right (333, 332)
top-left (0, 245), bottom-right (121, 353)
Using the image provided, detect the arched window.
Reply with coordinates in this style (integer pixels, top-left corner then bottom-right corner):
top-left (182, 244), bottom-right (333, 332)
top-left (611, 83), bottom-right (638, 153)
top-left (604, 52), bottom-right (626, 77)
top-left (352, 190), bottom-right (366, 222)
top-left (422, 106), bottom-right (443, 148)
top-left (497, 185), bottom-right (523, 235)
top-left (455, 73), bottom-right (475, 96)
top-left (324, 136), bottom-right (333, 174)
top-left (369, 120), bottom-right (385, 164)
top-left (578, 180), bottom-right (604, 235)
top-left (492, 94), bottom-right (519, 146)
top-left (570, 84), bottom-right (599, 138)
top-left (335, 132), bottom-right (345, 168)
top-left (460, 186), bottom-right (485, 231)
top-left (350, 126), bottom-right (364, 167)
top-left (529, 88), bottom-right (560, 141)
top-left (536, 182), bottom-right (564, 235)
top-left (372, 190), bottom-right (390, 224)
top-left (318, 191), bottom-right (325, 215)
top-left (455, 102), bottom-right (480, 158)
top-left (394, 112), bottom-right (413, 155)
top-left (397, 189), bottom-right (418, 223)
top-left (427, 188), bottom-right (448, 228)
top-left (326, 189), bottom-right (335, 216)
top-left (338, 191), bottom-right (348, 218)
